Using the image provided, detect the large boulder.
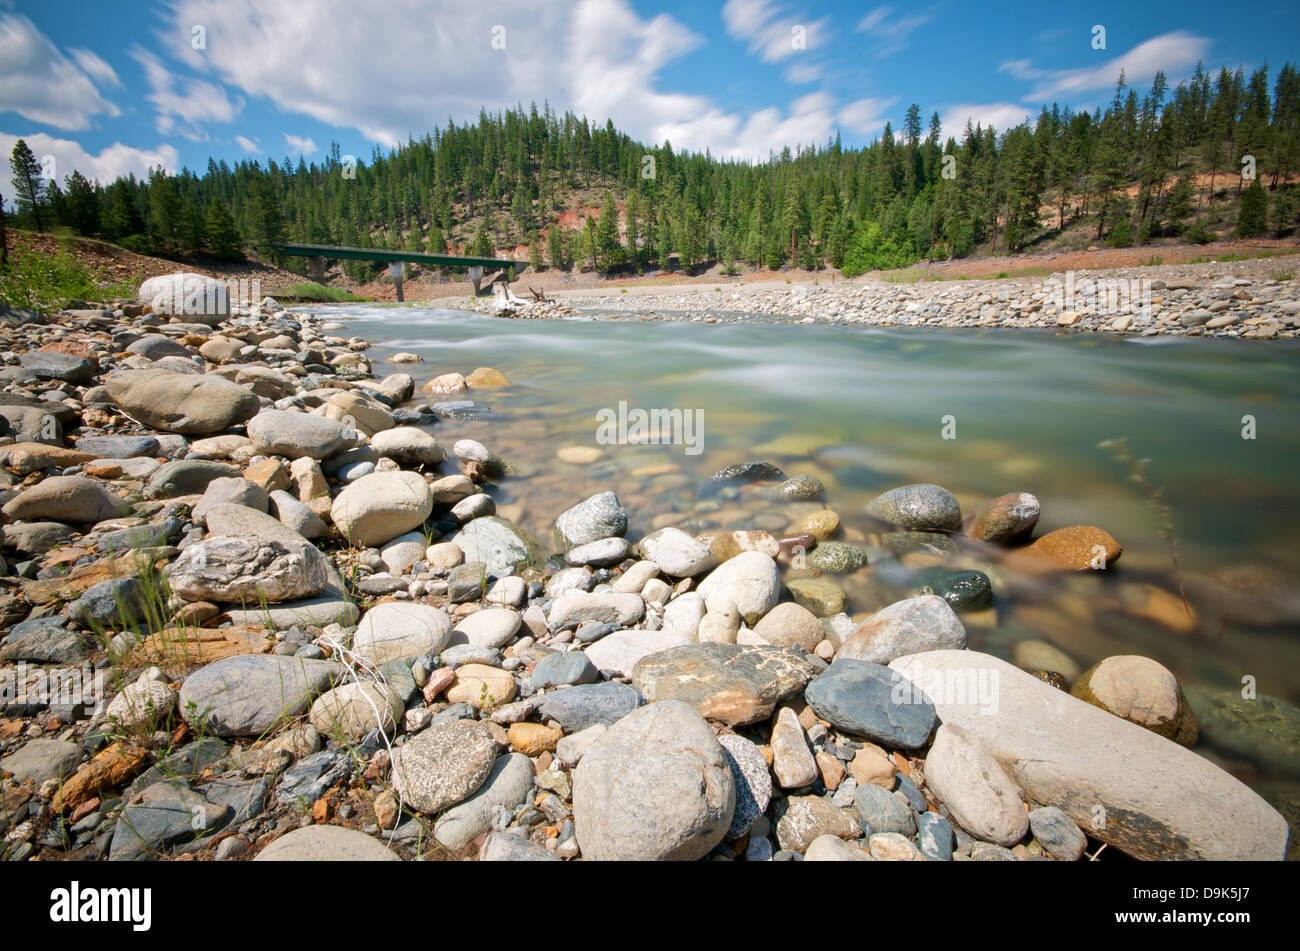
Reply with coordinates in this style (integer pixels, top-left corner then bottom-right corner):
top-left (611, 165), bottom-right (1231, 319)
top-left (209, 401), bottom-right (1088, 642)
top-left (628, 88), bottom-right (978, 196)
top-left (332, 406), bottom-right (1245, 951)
top-left (247, 409), bottom-right (360, 460)
top-left (167, 535), bottom-right (329, 604)
top-left (452, 516), bottom-right (542, 576)
top-left (105, 370), bottom-right (259, 435)
top-left (573, 700), bottom-right (734, 860)
top-left (890, 650), bottom-right (1290, 860)
top-left (138, 273), bottom-right (231, 326)
top-left (331, 470), bottom-right (432, 547)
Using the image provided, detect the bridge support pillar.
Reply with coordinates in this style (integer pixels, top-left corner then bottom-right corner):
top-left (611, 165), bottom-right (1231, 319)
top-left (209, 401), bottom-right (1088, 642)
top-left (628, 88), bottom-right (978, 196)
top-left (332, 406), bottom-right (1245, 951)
top-left (307, 256), bottom-right (325, 283)
top-left (468, 265), bottom-right (484, 296)
top-left (389, 261), bottom-right (405, 302)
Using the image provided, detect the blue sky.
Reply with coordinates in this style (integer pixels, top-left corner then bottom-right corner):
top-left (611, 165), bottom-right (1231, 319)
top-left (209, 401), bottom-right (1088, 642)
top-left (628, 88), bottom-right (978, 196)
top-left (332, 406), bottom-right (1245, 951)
top-left (2, 0), bottom-right (1298, 189)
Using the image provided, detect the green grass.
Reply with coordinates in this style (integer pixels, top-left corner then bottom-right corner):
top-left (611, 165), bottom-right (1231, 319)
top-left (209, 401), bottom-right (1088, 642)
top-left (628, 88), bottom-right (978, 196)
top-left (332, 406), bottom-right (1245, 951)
top-left (285, 282), bottom-right (363, 302)
top-left (0, 242), bottom-right (139, 309)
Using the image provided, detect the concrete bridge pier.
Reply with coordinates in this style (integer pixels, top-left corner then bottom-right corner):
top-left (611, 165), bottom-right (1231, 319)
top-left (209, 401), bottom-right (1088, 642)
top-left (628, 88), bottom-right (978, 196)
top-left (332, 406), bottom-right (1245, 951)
top-left (307, 256), bottom-right (325, 283)
top-left (468, 265), bottom-right (484, 296)
top-left (389, 261), bottom-right (405, 302)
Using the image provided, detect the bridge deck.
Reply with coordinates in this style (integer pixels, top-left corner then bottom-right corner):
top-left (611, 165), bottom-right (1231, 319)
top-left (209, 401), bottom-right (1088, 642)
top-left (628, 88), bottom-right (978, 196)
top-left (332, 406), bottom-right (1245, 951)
top-left (278, 242), bottom-right (525, 272)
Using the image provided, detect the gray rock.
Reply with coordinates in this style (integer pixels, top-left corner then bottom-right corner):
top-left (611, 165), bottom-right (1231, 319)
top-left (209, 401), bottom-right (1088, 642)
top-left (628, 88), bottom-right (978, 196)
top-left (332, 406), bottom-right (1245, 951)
top-left (696, 551), bottom-right (780, 625)
top-left (0, 617), bottom-right (91, 664)
top-left (917, 811), bottom-right (954, 860)
top-left (179, 654), bottom-right (340, 737)
top-left (0, 739), bottom-right (82, 785)
top-left (479, 831), bottom-right (561, 861)
top-left (66, 577), bottom-right (151, 629)
top-left (555, 491), bottom-right (628, 547)
top-left (854, 783), bottom-right (917, 836)
top-left (584, 629), bottom-right (691, 679)
top-left (105, 369), bottom-right (259, 435)
top-left (530, 651), bottom-right (599, 689)
top-left (638, 527), bottom-right (717, 577)
top-left (109, 780), bottom-right (229, 860)
top-left (247, 409), bottom-right (359, 460)
top-left (573, 700), bottom-right (734, 860)
top-left (331, 470), bottom-right (432, 547)
top-left (565, 537), bottom-right (631, 567)
top-left (804, 659), bottom-right (937, 748)
top-left (452, 516), bottom-right (542, 576)
top-left (865, 483), bottom-right (962, 531)
top-left (547, 590), bottom-right (645, 629)
top-left (535, 682), bottom-right (644, 732)
top-left (836, 595), bottom-right (967, 664)
top-left (254, 824), bottom-right (400, 861)
top-left (450, 607), bottom-right (521, 649)
top-left (370, 426), bottom-right (445, 467)
top-left (434, 753), bottom-right (534, 850)
top-left (18, 351), bottom-right (97, 385)
top-left (276, 750), bottom-right (351, 805)
top-left (192, 477), bottom-right (268, 523)
top-left (74, 435), bottom-right (160, 459)
top-left (1028, 805), bottom-right (1087, 861)
top-left (353, 602), bottom-right (452, 665)
top-left (925, 723), bottom-right (1028, 846)
top-left (144, 460), bottom-right (240, 499)
top-left (719, 733), bottom-right (772, 840)
top-left (167, 534), bottom-right (330, 603)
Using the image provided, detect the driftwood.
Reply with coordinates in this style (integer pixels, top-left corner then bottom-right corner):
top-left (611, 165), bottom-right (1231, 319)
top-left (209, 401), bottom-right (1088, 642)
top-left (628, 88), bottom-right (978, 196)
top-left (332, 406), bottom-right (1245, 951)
top-left (528, 286), bottom-right (551, 302)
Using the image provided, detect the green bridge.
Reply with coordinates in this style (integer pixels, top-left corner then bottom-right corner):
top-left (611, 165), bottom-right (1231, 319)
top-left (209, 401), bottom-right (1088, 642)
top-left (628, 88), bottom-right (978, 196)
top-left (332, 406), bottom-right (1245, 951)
top-left (278, 242), bottom-right (528, 300)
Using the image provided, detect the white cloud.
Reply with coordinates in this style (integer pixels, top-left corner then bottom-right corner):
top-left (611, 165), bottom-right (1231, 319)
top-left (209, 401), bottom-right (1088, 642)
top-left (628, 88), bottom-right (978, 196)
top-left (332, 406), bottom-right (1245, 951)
top-left (131, 46), bottom-right (242, 140)
top-left (0, 13), bottom-right (120, 131)
top-left (722, 0), bottom-right (827, 63)
top-left (234, 135), bottom-right (259, 152)
top-left (838, 97), bottom-right (898, 137)
top-left (69, 48), bottom-right (122, 88)
top-left (854, 6), bottom-right (929, 57)
top-left (0, 131), bottom-right (179, 185)
top-left (284, 133), bottom-right (317, 155)
top-left (939, 103), bottom-right (1034, 135)
top-left (1001, 31), bottom-right (1211, 102)
top-left (160, 0), bottom-right (847, 160)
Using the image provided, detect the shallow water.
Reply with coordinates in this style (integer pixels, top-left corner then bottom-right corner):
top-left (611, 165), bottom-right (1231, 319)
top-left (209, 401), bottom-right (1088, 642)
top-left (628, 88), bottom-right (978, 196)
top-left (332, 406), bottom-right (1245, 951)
top-left (322, 302), bottom-right (1300, 769)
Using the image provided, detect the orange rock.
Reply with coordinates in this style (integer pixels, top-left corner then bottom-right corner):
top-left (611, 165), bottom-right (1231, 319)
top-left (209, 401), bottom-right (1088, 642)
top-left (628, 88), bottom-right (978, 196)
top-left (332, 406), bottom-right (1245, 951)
top-left (312, 797), bottom-right (334, 822)
top-left (816, 751), bottom-right (845, 790)
top-left (243, 458), bottom-right (290, 493)
top-left (466, 367), bottom-right (510, 387)
top-left (849, 743), bottom-right (895, 787)
top-left (82, 463), bottom-right (125, 479)
top-left (2, 443), bottom-right (97, 476)
top-left (1010, 525), bottom-right (1123, 572)
top-left (52, 742), bottom-right (151, 814)
top-left (507, 722), bottom-right (563, 756)
top-left (129, 625), bottom-right (272, 676)
top-left (1121, 583), bottom-right (1197, 635)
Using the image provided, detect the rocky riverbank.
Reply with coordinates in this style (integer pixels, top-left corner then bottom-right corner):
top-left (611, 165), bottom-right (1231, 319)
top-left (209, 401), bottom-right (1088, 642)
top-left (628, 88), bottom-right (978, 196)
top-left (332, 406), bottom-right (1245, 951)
top-left (548, 257), bottom-right (1300, 338)
top-left (0, 273), bottom-right (1293, 863)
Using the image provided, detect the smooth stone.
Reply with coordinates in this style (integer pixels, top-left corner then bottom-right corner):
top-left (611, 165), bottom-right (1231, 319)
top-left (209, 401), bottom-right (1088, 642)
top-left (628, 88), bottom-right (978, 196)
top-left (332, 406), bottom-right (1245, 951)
top-left (246, 409), bottom-right (359, 459)
top-left (775, 795), bottom-right (860, 853)
top-left (752, 601), bottom-right (824, 651)
top-left (805, 835), bottom-right (872, 860)
top-left (565, 537), bottom-right (632, 567)
top-left (1183, 685), bottom-right (1300, 780)
top-left (865, 483), bottom-right (962, 531)
top-left (452, 607), bottom-right (522, 649)
top-left (547, 591), bottom-right (645, 629)
top-left (917, 811), bottom-right (955, 860)
top-left (804, 659), bottom-right (937, 748)
top-left (179, 654), bottom-right (340, 737)
top-left (573, 700), bottom-right (734, 861)
top-left (332, 470), bottom-right (433, 547)
top-left (925, 723), bottom-right (1028, 846)
top-left (452, 516), bottom-right (542, 576)
top-left (254, 825), bottom-right (400, 861)
top-left (308, 682), bottom-right (403, 739)
top-left (354, 602), bottom-right (452, 665)
top-left (535, 682), bottom-right (644, 732)
top-left (167, 534), bottom-right (330, 603)
top-left (890, 650), bottom-right (1290, 860)
top-left (0, 739), bottom-right (82, 785)
top-left (104, 369), bottom-right (259, 435)
top-left (555, 491), bottom-right (628, 547)
top-left (836, 595), bottom-right (967, 664)
top-left (434, 753), bottom-right (534, 850)
top-left (584, 629), bottom-right (691, 678)
top-left (771, 705), bottom-right (819, 789)
top-left (696, 551), bottom-right (780, 625)
top-left (854, 782), bottom-right (917, 836)
top-left (1070, 655), bottom-right (1198, 746)
top-left (969, 492), bottom-right (1040, 544)
top-left (2, 475), bottom-right (124, 524)
top-left (638, 527), bottom-right (717, 577)
top-left (370, 426), bottom-right (445, 467)
top-left (1028, 805), bottom-right (1087, 861)
top-left (479, 831), bottom-right (561, 861)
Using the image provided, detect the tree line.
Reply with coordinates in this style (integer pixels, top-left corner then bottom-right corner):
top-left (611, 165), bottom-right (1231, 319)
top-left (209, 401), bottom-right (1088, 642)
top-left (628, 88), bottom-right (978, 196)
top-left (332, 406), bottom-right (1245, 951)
top-left (8, 61), bottom-right (1299, 280)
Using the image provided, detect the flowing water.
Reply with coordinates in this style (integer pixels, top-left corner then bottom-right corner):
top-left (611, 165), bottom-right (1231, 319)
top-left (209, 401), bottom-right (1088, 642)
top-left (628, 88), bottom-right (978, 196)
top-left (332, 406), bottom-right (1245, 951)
top-left (321, 302), bottom-right (1300, 785)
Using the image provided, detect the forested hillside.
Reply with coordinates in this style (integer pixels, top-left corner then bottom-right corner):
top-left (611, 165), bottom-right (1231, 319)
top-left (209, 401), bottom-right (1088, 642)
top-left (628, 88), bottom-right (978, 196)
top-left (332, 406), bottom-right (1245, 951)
top-left (8, 62), bottom-right (1300, 281)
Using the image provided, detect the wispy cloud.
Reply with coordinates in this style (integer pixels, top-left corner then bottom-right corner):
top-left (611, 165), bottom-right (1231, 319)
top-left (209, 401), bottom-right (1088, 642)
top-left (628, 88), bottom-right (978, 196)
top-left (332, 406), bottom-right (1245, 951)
top-left (0, 130), bottom-right (178, 184)
top-left (0, 13), bottom-right (120, 130)
top-left (284, 133), bottom-right (317, 155)
top-left (132, 46), bottom-right (242, 140)
top-left (234, 134), bottom-right (258, 152)
top-left (722, 0), bottom-right (828, 64)
top-left (854, 6), bottom-right (930, 58)
top-left (1000, 31), bottom-right (1211, 102)
top-left (838, 96), bottom-right (898, 137)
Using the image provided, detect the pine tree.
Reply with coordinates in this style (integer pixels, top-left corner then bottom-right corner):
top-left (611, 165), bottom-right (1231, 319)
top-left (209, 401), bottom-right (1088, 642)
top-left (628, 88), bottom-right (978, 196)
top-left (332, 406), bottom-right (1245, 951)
top-left (1236, 179), bottom-right (1268, 236)
top-left (9, 139), bottom-right (46, 231)
top-left (63, 170), bottom-right (99, 236)
top-left (205, 199), bottom-right (244, 260)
